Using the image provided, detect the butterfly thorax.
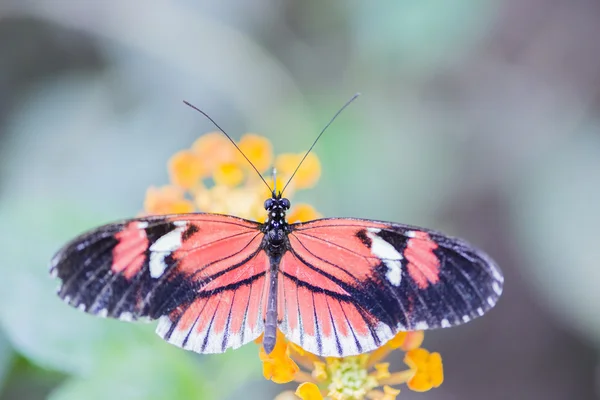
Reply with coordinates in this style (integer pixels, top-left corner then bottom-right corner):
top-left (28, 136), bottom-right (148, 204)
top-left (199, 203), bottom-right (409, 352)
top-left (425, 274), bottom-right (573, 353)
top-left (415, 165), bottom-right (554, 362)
top-left (262, 195), bottom-right (291, 251)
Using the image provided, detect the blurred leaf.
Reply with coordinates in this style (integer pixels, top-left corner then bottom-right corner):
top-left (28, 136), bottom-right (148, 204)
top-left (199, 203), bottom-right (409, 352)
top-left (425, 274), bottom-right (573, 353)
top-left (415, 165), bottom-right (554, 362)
top-left (0, 329), bottom-right (14, 393)
top-left (49, 344), bottom-right (210, 400)
top-left (199, 344), bottom-right (262, 399)
top-left (512, 132), bottom-right (600, 347)
top-left (0, 355), bottom-right (67, 399)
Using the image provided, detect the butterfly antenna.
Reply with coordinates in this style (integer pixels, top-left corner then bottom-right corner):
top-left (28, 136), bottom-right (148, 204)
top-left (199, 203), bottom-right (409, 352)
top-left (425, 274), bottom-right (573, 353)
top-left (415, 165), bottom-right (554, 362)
top-left (281, 93), bottom-right (361, 194)
top-left (183, 100), bottom-right (272, 192)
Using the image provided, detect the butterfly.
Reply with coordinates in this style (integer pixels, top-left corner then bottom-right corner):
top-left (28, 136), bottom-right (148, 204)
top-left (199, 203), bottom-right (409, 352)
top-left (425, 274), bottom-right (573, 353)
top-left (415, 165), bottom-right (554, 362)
top-left (50, 96), bottom-right (503, 357)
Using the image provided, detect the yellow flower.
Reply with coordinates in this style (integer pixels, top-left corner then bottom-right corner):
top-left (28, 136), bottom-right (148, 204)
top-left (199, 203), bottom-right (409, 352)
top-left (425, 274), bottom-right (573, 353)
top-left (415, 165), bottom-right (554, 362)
top-left (403, 349), bottom-right (443, 392)
top-left (380, 386), bottom-right (401, 400)
top-left (213, 162), bottom-right (245, 187)
top-left (287, 204), bottom-right (322, 224)
top-left (190, 132), bottom-right (237, 173)
top-left (264, 329), bottom-right (441, 400)
top-left (148, 132), bottom-right (320, 219)
top-left (296, 382), bottom-right (325, 400)
top-left (385, 331), bottom-right (424, 352)
top-left (312, 361), bottom-right (328, 381)
top-left (327, 356), bottom-right (378, 399)
top-left (168, 150), bottom-right (204, 189)
top-left (238, 133), bottom-right (273, 173)
top-left (147, 131), bottom-right (444, 399)
top-left (258, 331), bottom-right (299, 384)
top-left (372, 363), bottom-right (390, 381)
top-left (399, 331), bottom-right (424, 352)
top-left (384, 332), bottom-right (407, 350)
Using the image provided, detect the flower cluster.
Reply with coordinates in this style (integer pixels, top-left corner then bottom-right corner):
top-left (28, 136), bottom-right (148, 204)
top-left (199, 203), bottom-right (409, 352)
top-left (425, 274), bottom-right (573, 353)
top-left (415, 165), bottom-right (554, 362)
top-left (144, 132), bottom-right (320, 222)
top-left (265, 330), bottom-right (443, 400)
top-left (146, 132), bottom-right (444, 399)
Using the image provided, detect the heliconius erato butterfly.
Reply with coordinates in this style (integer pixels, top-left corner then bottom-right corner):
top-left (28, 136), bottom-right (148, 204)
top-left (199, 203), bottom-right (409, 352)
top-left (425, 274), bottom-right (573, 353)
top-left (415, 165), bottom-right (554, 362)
top-left (50, 95), bottom-right (503, 357)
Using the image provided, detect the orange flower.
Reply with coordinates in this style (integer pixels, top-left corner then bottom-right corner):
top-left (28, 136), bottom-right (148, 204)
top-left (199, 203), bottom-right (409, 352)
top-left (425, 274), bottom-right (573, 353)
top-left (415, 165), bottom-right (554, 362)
top-left (150, 132), bottom-right (321, 219)
top-left (404, 348), bottom-right (444, 392)
top-left (385, 331), bottom-right (424, 352)
top-left (399, 331), bottom-right (424, 351)
top-left (257, 331), bottom-right (299, 384)
top-left (168, 150), bottom-right (204, 189)
top-left (287, 204), bottom-right (322, 223)
top-left (143, 185), bottom-right (194, 215)
top-left (296, 382), bottom-right (325, 400)
top-left (238, 133), bottom-right (273, 173)
top-left (213, 162), bottom-right (245, 187)
top-left (261, 329), bottom-right (440, 400)
top-left (190, 132), bottom-right (237, 172)
top-left (380, 386), bottom-right (401, 400)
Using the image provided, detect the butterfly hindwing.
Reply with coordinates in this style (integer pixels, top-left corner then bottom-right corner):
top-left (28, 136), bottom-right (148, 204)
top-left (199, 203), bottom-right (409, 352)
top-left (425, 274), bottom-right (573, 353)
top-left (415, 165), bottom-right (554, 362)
top-left (280, 218), bottom-right (504, 357)
top-left (50, 213), bottom-right (268, 353)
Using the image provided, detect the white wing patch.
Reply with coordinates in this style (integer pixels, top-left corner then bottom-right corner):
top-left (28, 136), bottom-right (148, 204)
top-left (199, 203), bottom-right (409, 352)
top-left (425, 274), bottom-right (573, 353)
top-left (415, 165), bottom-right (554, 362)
top-left (119, 311), bottom-right (134, 322)
top-left (149, 225), bottom-right (187, 278)
top-left (414, 321), bottom-right (429, 330)
top-left (366, 228), bottom-right (403, 286)
top-left (492, 281), bottom-right (503, 296)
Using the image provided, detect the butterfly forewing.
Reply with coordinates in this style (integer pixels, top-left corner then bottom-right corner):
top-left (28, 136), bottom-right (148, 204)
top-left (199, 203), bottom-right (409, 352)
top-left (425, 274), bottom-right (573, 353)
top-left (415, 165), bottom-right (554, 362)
top-left (279, 218), bottom-right (504, 357)
top-left (50, 213), bottom-right (268, 353)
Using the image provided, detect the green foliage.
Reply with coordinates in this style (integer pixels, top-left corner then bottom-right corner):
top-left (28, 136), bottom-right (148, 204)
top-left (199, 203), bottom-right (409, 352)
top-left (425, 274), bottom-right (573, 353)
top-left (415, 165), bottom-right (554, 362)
top-left (0, 331), bottom-right (14, 393)
top-left (49, 344), bottom-right (210, 400)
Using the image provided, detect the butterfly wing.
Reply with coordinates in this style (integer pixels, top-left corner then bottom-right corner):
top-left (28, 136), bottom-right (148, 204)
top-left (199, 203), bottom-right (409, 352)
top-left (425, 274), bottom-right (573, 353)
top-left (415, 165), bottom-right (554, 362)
top-left (279, 218), bottom-right (504, 357)
top-left (50, 213), bottom-right (269, 353)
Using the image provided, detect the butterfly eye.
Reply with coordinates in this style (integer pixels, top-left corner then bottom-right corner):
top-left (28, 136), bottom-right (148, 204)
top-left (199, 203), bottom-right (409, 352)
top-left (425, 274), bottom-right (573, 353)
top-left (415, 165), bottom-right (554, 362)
top-left (281, 198), bottom-right (290, 210)
top-left (264, 199), bottom-right (274, 210)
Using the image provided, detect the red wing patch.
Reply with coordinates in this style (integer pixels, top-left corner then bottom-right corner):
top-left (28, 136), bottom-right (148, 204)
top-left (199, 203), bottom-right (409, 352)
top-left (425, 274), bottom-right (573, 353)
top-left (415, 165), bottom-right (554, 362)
top-left (404, 231), bottom-right (441, 289)
top-left (282, 218), bottom-right (504, 356)
top-left (112, 221), bottom-right (149, 279)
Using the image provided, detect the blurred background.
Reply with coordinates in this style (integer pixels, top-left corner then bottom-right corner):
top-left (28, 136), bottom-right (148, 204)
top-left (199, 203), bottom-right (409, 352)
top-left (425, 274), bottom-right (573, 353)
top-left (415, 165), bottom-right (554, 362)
top-left (1, 1), bottom-right (599, 399)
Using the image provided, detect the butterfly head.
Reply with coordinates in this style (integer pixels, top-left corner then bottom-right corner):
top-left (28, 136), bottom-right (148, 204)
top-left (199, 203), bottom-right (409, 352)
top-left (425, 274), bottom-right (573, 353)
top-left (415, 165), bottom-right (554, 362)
top-left (264, 194), bottom-right (290, 210)
top-left (264, 196), bottom-right (290, 219)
